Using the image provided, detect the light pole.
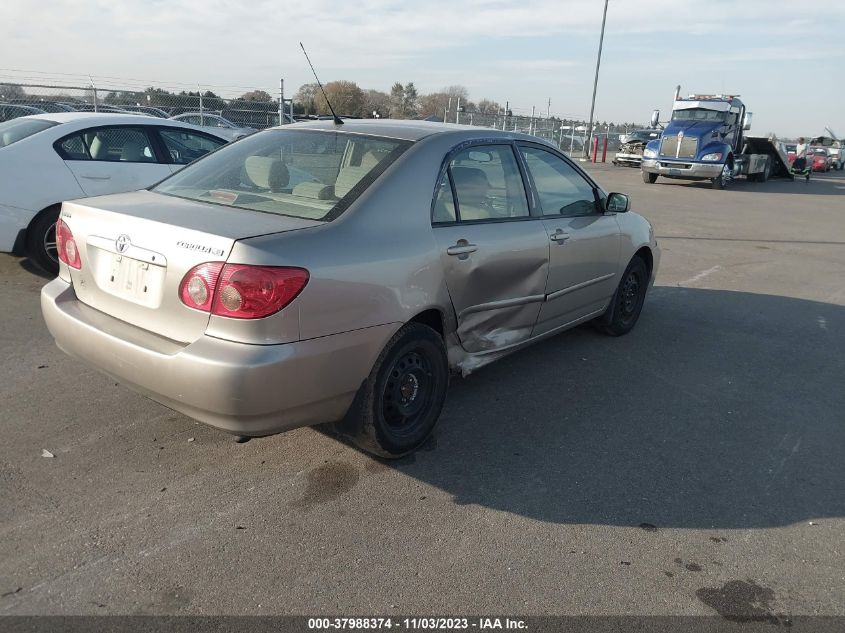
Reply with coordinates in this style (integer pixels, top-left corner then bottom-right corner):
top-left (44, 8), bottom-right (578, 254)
top-left (582, 0), bottom-right (609, 160)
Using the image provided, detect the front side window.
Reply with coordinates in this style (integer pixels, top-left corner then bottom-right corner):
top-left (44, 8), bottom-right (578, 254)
top-left (519, 146), bottom-right (597, 217)
top-left (154, 129), bottom-right (411, 221)
top-left (57, 127), bottom-right (156, 162)
top-left (446, 145), bottom-right (528, 221)
top-left (159, 128), bottom-right (226, 164)
top-left (0, 118), bottom-right (57, 148)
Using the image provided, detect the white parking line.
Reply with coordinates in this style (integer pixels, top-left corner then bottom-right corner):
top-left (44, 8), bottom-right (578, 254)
top-left (679, 265), bottom-right (721, 286)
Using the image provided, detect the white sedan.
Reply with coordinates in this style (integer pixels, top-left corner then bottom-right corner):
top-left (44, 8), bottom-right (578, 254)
top-left (0, 113), bottom-right (228, 273)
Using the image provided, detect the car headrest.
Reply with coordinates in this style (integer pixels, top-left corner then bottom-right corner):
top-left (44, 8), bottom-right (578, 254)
top-left (451, 166), bottom-right (490, 190)
top-left (244, 156), bottom-right (289, 192)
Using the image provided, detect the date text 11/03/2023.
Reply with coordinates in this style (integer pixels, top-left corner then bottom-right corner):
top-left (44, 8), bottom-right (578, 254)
top-left (307, 617), bottom-right (528, 630)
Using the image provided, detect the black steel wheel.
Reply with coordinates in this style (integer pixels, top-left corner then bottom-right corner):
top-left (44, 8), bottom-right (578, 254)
top-left (595, 256), bottom-right (649, 337)
top-left (337, 322), bottom-right (449, 458)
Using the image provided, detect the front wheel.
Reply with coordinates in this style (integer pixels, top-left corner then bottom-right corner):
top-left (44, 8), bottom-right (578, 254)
top-left (642, 171), bottom-right (658, 184)
top-left (712, 162), bottom-right (732, 189)
top-left (337, 323), bottom-right (449, 458)
top-left (595, 256), bottom-right (649, 337)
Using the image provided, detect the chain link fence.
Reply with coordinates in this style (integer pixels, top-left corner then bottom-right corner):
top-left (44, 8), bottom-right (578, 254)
top-left (0, 80), bottom-right (286, 130)
top-left (1, 77), bottom-right (642, 156)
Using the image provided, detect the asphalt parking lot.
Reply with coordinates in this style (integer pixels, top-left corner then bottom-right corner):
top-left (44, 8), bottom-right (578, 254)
top-left (1, 165), bottom-right (844, 619)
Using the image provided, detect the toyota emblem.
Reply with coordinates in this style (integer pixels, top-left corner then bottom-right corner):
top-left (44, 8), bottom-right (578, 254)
top-left (116, 234), bottom-right (131, 253)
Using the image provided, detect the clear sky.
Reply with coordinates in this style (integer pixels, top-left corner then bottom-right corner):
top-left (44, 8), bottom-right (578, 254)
top-left (2, 0), bottom-right (843, 137)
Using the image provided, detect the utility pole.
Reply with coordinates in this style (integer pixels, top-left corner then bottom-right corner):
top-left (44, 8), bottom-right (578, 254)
top-left (445, 97), bottom-right (451, 123)
top-left (583, 0), bottom-right (609, 160)
top-left (456, 97), bottom-right (461, 124)
top-left (198, 84), bottom-right (204, 126)
top-left (279, 78), bottom-right (284, 125)
top-left (530, 105), bottom-right (535, 136)
top-left (547, 98), bottom-right (550, 120)
top-left (503, 101), bottom-right (509, 131)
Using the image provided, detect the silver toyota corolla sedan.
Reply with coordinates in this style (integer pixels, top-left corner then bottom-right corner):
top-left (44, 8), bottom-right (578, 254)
top-left (41, 120), bottom-right (659, 457)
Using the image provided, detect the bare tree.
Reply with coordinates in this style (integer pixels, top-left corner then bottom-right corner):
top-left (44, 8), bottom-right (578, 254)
top-left (417, 92), bottom-right (450, 119)
top-left (295, 83), bottom-right (320, 114)
top-left (363, 89), bottom-right (391, 118)
top-left (239, 90), bottom-right (272, 102)
top-left (318, 80), bottom-right (365, 117)
top-left (476, 99), bottom-right (502, 114)
top-left (443, 85), bottom-right (469, 101)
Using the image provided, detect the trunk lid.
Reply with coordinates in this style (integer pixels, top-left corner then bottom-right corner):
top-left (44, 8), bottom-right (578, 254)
top-left (61, 190), bottom-right (321, 343)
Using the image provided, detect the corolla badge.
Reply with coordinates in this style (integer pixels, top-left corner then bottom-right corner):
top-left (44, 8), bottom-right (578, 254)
top-left (116, 234), bottom-right (131, 253)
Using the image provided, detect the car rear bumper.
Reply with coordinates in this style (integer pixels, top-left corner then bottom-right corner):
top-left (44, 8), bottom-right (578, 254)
top-left (613, 153), bottom-right (643, 165)
top-left (41, 278), bottom-right (398, 436)
top-left (642, 159), bottom-right (723, 180)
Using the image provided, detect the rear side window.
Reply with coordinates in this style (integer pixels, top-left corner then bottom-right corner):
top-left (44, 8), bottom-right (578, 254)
top-left (0, 119), bottom-right (57, 148)
top-left (444, 145), bottom-right (529, 222)
top-left (56, 127), bottom-right (157, 163)
top-left (159, 128), bottom-right (226, 164)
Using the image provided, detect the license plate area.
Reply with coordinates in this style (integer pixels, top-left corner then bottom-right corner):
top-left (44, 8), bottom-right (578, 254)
top-left (100, 253), bottom-right (165, 308)
top-left (669, 168), bottom-right (682, 176)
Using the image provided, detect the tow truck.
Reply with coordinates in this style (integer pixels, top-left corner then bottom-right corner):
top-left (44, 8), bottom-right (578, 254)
top-left (641, 87), bottom-right (791, 189)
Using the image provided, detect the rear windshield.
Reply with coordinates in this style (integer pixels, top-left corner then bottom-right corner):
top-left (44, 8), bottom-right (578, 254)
top-left (154, 129), bottom-right (411, 221)
top-left (0, 118), bottom-right (58, 148)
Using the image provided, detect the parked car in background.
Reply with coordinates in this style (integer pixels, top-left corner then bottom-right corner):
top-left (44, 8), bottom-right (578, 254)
top-left (810, 147), bottom-right (832, 172)
top-left (785, 143), bottom-right (797, 164)
top-left (41, 119), bottom-right (659, 457)
top-left (62, 104), bottom-right (139, 115)
top-left (169, 112), bottom-right (256, 140)
top-left (0, 103), bottom-right (46, 121)
top-left (810, 136), bottom-right (843, 170)
top-left (4, 100), bottom-right (77, 113)
top-left (613, 129), bottom-right (662, 167)
top-left (119, 105), bottom-right (171, 118)
top-left (0, 113), bottom-right (228, 273)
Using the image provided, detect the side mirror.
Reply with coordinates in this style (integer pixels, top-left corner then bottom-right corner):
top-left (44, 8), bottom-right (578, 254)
top-left (606, 192), bottom-right (630, 213)
top-left (650, 109), bottom-right (660, 127)
top-left (743, 112), bottom-right (753, 131)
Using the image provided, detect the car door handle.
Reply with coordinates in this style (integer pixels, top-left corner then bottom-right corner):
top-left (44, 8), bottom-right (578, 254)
top-left (79, 175), bottom-right (112, 180)
top-left (446, 243), bottom-right (478, 256)
top-left (550, 231), bottom-right (571, 243)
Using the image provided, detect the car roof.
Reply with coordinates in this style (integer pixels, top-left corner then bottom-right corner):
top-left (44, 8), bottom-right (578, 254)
top-left (15, 112), bottom-right (230, 140)
top-left (273, 118), bottom-right (542, 143)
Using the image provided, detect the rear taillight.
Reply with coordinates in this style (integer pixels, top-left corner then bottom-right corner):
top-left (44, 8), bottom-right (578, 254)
top-left (55, 219), bottom-right (81, 269)
top-left (179, 263), bottom-right (308, 320)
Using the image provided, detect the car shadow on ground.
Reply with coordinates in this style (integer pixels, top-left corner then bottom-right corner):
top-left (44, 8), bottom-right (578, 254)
top-left (17, 257), bottom-right (53, 280)
top-left (377, 287), bottom-right (845, 529)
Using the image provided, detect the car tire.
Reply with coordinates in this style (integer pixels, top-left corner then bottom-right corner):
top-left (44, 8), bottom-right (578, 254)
top-left (595, 256), bottom-right (649, 337)
top-left (758, 159), bottom-right (771, 183)
top-left (642, 172), bottom-right (658, 184)
top-left (26, 206), bottom-right (61, 276)
top-left (337, 322), bottom-right (449, 458)
top-left (712, 161), bottom-right (732, 189)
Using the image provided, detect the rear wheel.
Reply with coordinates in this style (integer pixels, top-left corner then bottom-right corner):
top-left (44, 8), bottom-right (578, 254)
top-left (26, 206), bottom-right (61, 276)
top-left (642, 171), bottom-right (658, 184)
top-left (758, 158), bottom-right (771, 183)
top-left (595, 256), bottom-right (649, 337)
top-left (337, 322), bottom-right (449, 458)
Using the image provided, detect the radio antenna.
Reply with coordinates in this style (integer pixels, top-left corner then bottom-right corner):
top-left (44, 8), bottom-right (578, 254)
top-left (300, 42), bottom-right (343, 125)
